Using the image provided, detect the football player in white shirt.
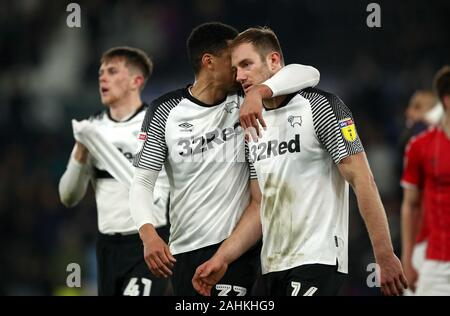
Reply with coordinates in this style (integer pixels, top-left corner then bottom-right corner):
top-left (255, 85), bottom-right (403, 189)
top-left (59, 47), bottom-right (171, 296)
top-left (192, 27), bottom-right (408, 296)
top-left (129, 22), bottom-right (320, 296)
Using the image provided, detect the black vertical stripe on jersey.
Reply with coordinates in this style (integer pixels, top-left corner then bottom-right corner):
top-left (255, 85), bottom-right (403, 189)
top-left (133, 89), bottom-right (185, 171)
top-left (299, 88), bottom-right (364, 164)
top-left (245, 141), bottom-right (258, 180)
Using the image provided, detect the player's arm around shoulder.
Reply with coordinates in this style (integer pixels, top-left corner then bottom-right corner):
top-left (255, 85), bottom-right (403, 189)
top-left (240, 64), bottom-right (320, 139)
top-left (337, 152), bottom-right (408, 296)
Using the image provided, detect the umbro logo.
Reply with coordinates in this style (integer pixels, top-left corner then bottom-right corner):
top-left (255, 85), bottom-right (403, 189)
top-left (288, 115), bottom-right (302, 128)
top-left (179, 122), bottom-right (193, 129)
top-left (179, 122), bottom-right (194, 132)
top-left (224, 101), bottom-right (239, 114)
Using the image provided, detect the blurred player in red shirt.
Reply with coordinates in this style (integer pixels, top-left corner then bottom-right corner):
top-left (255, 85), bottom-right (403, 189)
top-left (399, 90), bottom-right (437, 296)
top-left (401, 65), bottom-right (450, 295)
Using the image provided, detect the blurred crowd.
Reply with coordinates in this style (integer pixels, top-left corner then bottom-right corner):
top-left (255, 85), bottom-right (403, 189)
top-left (0, 0), bottom-right (449, 295)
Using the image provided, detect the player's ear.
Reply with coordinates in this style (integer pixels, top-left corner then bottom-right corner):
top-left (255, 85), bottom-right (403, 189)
top-left (443, 95), bottom-right (450, 111)
top-left (201, 54), bottom-right (213, 70)
top-left (267, 52), bottom-right (282, 71)
top-left (132, 74), bottom-right (145, 91)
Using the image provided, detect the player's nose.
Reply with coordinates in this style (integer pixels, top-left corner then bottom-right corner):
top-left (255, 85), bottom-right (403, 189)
top-left (99, 73), bottom-right (108, 83)
top-left (236, 69), bottom-right (246, 83)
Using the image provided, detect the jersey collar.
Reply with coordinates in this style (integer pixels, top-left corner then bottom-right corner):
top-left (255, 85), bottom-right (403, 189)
top-left (183, 86), bottom-right (228, 108)
top-left (107, 103), bottom-right (148, 123)
top-left (263, 92), bottom-right (297, 111)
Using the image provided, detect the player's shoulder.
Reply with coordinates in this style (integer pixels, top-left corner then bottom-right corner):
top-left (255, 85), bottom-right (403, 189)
top-left (143, 88), bottom-right (187, 127)
top-left (298, 87), bottom-right (344, 107)
top-left (87, 108), bottom-right (107, 122)
top-left (407, 126), bottom-right (439, 148)
top-left (150, 88), bottom-right (186, 108)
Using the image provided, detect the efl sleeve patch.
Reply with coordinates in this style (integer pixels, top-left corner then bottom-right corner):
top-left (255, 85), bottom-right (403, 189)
top-left (339, 118), bottom-right (358, 142)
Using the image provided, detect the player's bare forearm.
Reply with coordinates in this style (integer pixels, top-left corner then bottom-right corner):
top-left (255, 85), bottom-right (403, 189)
top-left (220, 200), bottom-right (261, 264)
top-left (400, 189), bottom-right (422, 291)
top-left (339, 153), bottom-right (408, 295)
top-left (400, 189), bottom-right (422, 263)
top-left (338, 153), bottom-right (394, 258)
top-left (192, 184), bottom-right (262, 295)
top-left (214, 180), bottom-right (262, 265)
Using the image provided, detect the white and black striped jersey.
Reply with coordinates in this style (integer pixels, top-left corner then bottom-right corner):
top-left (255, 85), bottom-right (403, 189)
top-left (248, 87), bottom-right (364, 274)
top-left (88, 104), bottom-right (169, 234)
top-left (134, 88), bottom-right (256, 255)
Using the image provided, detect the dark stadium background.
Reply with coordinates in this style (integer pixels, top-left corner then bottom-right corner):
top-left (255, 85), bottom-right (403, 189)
top-left (0, 0), bottom-right (449, 295)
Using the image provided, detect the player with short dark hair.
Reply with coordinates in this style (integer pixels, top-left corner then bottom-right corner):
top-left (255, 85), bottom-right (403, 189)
top-left (59, 46), bottom-right (171, 296)
top-left (192, 27), bottom-right (407, 296)
top-left (129, 22), bottom-right (320, 296)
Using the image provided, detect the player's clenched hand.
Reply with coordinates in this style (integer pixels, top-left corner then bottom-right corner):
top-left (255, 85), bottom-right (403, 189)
top-left (377, 253), bottom-right (408, 296)
top-left (74, 142), bottom-right (89, 164)
top-left (192, 257), bottom-right (228, 296)
top-left (141, 228), bottom-right (176, 278)
top-left (240, 87), bottom-right (267, 142)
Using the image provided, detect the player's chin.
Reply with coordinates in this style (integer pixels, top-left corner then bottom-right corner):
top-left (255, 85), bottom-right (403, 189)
top-left (100, 96), bottom-right (112, 106)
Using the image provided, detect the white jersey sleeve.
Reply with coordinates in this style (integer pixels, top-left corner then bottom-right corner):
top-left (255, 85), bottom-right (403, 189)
top-left (58, 147), bottom-right (92, 207)
top-left (300, 88), bottom-right (364, 164)
top-left (263, 64), bottom-right (320, 97)
top-left (129, 167), bottom-right (160, 229)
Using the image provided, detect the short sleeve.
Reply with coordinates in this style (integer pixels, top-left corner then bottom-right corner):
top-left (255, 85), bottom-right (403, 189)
top-left (401, 137), bottom-right (424, 190)
top-left (301, 88), bottom-right (364, 164)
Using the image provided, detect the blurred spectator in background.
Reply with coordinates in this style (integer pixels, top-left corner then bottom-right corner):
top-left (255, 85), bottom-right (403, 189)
top-left (400, 90), bottom-right (437, 150)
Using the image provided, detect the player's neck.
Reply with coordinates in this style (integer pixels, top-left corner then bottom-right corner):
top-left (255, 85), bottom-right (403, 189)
top-left (190, 78), bottom-right (228, 105)
top-left (263, 95), bottom-right (287, 109)
top-left (108, 94), bottom-right (142, 121)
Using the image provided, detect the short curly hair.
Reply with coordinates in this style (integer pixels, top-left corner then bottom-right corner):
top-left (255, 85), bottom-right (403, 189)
top-left (187, 22), bottom-right (238, 74)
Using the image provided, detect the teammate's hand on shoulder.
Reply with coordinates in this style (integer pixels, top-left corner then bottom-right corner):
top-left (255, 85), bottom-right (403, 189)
top-left (74, 142), bottom-right (89, 163)
top-left (377, 252), bottom-right (408, 296)
top-left (240, 86), bottom-right (267, 142)
top-left (192, 256), bottom-right (228, 296)
top-left (141, 227), bottom-right (176, 278)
